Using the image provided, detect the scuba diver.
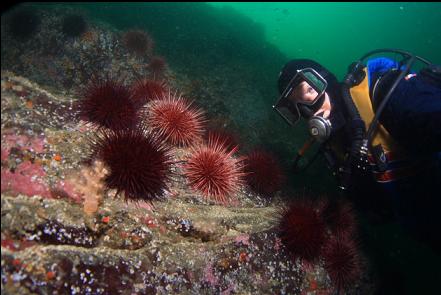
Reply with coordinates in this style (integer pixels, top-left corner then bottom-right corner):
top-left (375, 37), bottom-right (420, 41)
top-left (274, 49), bottom-right (441, 250)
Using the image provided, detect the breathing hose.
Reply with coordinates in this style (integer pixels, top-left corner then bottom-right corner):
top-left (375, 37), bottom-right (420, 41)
top-left (339, 62), bottom-right (368, 191)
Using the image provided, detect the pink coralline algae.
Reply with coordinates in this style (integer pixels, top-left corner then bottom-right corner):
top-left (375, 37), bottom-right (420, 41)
top-left (2, 132), bottom-right (46, 154)
top-left (1, 131), bottom-right (82, 203)
top-left (1, 161), bottom-right (82, 203)
top-left (235, 234), bottom-right (250, 246)
top-left (274, 237), bottom-right (283, 252)
top-left (50, 180), bottom-right (84, 203)
top-left (220, 283), bottom-right (236, 295)
top-left (1, 161), bottom-right (50, 198)
top-left (203, 262), bottom-right (219, 286)
top-left (1, 148), bottom-right (9, 161)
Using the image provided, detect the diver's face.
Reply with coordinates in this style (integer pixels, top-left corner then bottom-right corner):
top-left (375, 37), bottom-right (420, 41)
top-left (317, 92), bottom-right (331, 119)
top-left (290, 81), bottom-right (331, 119)
top-left (295, 81), bottom-right (319, 103)
top-left (289, 81), bottom-right (332, 119)
top-left (289, 81), bottom-right (319, 105)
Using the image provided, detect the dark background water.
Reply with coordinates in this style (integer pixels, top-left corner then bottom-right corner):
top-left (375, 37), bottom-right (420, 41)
top-left (2, 2), bottom-right (440, 294)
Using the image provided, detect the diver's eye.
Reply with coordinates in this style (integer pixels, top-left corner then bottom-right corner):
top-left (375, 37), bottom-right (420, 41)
top-left (307, 86), bottom-right (314, 94)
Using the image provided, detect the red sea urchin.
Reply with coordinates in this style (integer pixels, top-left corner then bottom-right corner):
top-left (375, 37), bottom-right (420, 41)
top-left (322, 237), bottom-right (362, 292)
top-left (78, 77), bottom-right (139, 131)
top-left (320, 199), bottom-right (357, 240)
top-left (183, 133), bottom-right (245, 204)
top-left (144, 91), bottom-right (205, 147)
top-left (277, 199), bottom-right (327, 262)
top-left (204, 128), bottom-right (240, 153)
top-left (122, 30), bottom-right (154, 57)
top-left (148, 56), bottom-right (167, 77)
top-left (92, 127), bottom-right (173, 202)
top-left (131, 78), bottom-right (167, 108)
top-left (243, 150), bottom-right (285, 196)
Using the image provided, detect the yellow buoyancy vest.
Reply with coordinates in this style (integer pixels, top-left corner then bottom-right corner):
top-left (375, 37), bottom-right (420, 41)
top-left (349, 68), bottom-right (403, 154)
top-left (349, 68), bottom-right (416, 183)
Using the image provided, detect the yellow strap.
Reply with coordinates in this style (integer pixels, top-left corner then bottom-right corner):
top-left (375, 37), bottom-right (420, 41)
top-left (349, 68), bottom-right (402, 154)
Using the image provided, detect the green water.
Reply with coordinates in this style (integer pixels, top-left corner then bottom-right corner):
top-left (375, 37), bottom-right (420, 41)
top-left (209, 2), bottom-right (441, 79)
top-left (2, 3), bottom-right (441, 293)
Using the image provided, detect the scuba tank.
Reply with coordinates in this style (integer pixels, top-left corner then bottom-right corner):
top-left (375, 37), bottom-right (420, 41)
top-left (338, 49), bottom-right (432, 191)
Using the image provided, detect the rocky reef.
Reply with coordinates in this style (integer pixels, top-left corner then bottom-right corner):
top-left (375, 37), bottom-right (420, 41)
top-left (0, 56), bottom-right (374, 295)
top-left (1, 4), bottom-right (376, 294)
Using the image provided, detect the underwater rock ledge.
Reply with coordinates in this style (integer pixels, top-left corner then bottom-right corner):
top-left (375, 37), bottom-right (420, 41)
top-left (1, 64), bottom-right (374, 295)
top-left (2, 193), bottom-right (313, 294)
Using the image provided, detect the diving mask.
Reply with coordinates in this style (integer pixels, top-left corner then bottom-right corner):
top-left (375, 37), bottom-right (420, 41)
top-left (273, 68), bottom-right (328, 126)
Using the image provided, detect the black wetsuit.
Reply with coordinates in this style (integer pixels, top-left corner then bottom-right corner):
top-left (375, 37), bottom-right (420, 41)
top-left (325, 65), bottom-right (441, 250)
